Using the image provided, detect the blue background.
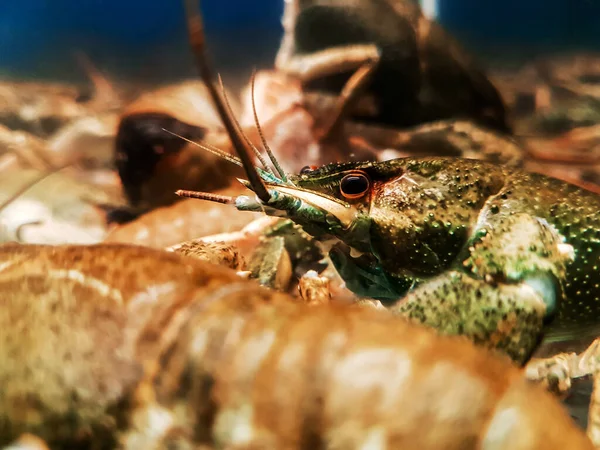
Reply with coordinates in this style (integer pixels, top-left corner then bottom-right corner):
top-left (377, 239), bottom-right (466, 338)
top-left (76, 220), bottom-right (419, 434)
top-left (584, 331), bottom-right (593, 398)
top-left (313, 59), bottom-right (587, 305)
top-left (0, 0), bottom-right (284, 83)
top-left (0, 0), bottom-right (599, 83)
top-left (439, 0), bottom-right (600, 55)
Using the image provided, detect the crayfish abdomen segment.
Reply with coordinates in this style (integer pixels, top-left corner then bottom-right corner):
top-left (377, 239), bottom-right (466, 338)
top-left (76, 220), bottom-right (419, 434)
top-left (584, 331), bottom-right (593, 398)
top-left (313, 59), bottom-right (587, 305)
top-left (0, 243), bottom-right (247, 448)
top-left (1, 243), bottom-right (593, 448)
top-left (124, 295), bottom-right (592, 449)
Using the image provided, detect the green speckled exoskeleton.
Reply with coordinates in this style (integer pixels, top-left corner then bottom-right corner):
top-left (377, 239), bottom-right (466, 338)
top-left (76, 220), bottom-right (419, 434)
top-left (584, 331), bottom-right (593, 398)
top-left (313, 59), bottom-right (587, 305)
top-left (181, 0), bottom-right (600, 442)
top-left (211, 158), bottom-right (596, 362)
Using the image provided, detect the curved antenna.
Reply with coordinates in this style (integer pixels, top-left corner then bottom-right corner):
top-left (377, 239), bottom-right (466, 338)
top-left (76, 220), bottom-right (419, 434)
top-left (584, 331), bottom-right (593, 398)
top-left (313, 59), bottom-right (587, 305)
top-left (0, 163), bottom-right (72, 214)
top-left (216, 74), bottom-right (274, 175)
top-left (250, 69), bottom-right (288, 182)
top-left (183, 0), bottom-right (271, 203)
top-left (317, 58), bottom-right (378, 144)
top-left (74, 51), bottom-right (120, 108)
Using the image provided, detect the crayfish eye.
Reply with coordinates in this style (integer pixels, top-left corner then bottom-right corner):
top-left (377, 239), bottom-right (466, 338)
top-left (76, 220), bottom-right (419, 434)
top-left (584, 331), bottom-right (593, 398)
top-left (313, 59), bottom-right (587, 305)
top-left (340, 172), bottom-right (370, 199)
top-left (300, 165), bottom-right (318, 175)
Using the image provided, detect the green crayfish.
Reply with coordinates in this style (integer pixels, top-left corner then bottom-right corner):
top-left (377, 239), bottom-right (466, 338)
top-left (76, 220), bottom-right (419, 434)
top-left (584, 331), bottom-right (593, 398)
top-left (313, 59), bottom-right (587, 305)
top-left (180, 0), bottom-right (600, 372)
top-left (185, 155), bottom-right (600, 362)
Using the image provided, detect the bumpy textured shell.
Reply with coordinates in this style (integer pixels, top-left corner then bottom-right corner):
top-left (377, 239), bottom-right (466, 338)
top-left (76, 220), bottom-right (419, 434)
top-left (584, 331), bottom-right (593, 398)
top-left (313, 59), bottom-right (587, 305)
top-left (0, 244), bottom-right (592, 449)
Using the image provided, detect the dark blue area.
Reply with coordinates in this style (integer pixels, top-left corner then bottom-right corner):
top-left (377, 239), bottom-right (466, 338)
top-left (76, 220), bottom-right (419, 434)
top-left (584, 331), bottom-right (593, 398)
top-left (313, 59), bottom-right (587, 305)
top-left (0, 0), bottom-right (284, 81)
top-left (438, 0), bottom-right (600, 53)
top-left (1, 1), bottom-right (599, 81)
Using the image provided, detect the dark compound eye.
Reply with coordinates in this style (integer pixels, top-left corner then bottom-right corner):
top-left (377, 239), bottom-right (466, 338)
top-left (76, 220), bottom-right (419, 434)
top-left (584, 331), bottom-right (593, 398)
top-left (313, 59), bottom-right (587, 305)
top-left (300, 165), bottom-right (318, 175)
top-left (340, 172), bottom-right (370, 199)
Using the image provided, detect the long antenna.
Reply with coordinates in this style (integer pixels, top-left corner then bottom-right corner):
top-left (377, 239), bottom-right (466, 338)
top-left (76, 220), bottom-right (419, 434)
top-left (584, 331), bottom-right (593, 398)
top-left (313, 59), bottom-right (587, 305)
top-left (183, 0), bottom-right (271, 203)
top-left (216, 74), bottom-right (274, 174)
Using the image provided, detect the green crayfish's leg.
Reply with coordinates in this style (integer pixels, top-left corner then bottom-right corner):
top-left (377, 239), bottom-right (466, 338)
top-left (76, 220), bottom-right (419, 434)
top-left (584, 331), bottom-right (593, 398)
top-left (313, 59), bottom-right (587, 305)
top-left (390, 270), bottom-right (547, 364)
top-left (590, 365), bottom-right (600, 447)
top-left (391, 213), bottom-right (575, 365)
top-left (248, 236), bottom-right (293, 291)
top-left (328, 243), bottom-right (413, 302)
top-left (248, 218), bottom-right (326, 292)
top-left (526, 338), bottom-right (600, 446)
top-left (298, 270), bottom-right (332, 306)
top-left (525, 352), bottom-right (579, 397)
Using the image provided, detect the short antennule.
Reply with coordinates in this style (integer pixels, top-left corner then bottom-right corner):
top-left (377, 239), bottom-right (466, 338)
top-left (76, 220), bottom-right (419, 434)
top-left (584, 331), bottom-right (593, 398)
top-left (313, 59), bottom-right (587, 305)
top-left (183, 0), bottom-right (271, 203)
top-left (161, 128), bottom-right (244, 168)
top-left (175, 189), bottom-right (235, 204)
top-left (250, 70), bottom-right (288, 182)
